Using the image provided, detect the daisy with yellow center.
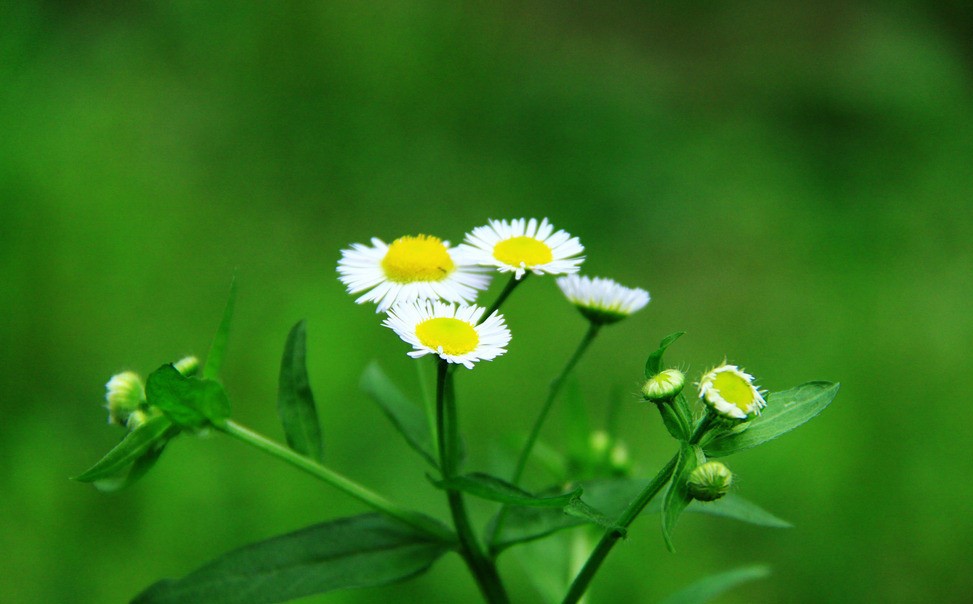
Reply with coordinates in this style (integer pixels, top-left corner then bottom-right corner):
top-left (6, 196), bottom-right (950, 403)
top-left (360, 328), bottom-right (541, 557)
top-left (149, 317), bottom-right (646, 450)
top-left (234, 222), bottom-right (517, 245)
top-left (456, 218), bottom-right (584, 280)
top-left (337, 234), bottom-right (490, 312)
top-left (383, 300), bottom-right (511, 369)
top-left (698, 364), bottom-right (767, 420)
top-left (556, 274), bottom-right (650, 325)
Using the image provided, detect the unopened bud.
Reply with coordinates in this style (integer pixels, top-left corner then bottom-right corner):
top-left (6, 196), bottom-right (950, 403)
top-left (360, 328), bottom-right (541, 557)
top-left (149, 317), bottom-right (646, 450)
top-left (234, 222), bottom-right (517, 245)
top-left (687, 461), bottom-right (733, 502)
top-left (105, 371), bottom-right (145, 426)
top-left (642, 369), bottom-right (685, 402)
top-left (173, 355), bottom-right (200, 377)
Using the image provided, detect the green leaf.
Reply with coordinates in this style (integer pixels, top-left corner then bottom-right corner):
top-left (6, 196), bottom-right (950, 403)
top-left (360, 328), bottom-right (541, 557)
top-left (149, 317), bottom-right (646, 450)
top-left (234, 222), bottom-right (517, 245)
top-left (202, 277), bottom-right (238, 380)
top-left (276, 320), bottom-right (323, 462)
top-left (433, 472), bottom-right (582, 508)
top-left (132, 514), bottom-right (450, 604)
top-left (644, 493), bottom-right (792, 528)
top-left (689, 494), bottom-right (792, 528)
top-left (74, 415), bottom-right (177, 483)
top-left (146, 365), bottom-right (232, 430)
top-left (662, 442), bottom-right (701, 552)
top-left (659, 565), bottom-right (771, 604)
top-left (360, 362), bottom-right (437, 468)
top-left (489, 477), bottom-right (644, 551)
top-left (657, 401), bottom-right (689, 441)
top-left (702, 382), bottom-right (839, 458)
top-left (92, 439), bottom-right (171, 492)
top-left (645, 331), bottom-right (685, 378)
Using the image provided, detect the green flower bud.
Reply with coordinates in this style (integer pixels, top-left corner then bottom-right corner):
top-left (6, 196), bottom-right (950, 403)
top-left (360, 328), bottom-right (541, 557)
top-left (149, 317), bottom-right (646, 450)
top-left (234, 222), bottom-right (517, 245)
top-left (173, 355), bottom-right (200, 376)
top-left (641, 369), bottom-right (685, 402)
top-left (698, 363), bottom-right (766, 420)
top-left (588, 430), bottom-right (612, 459)
top-left (687, 461), bottom-right (733, 502)
top-left (105, 371), bottom-right (146, 426)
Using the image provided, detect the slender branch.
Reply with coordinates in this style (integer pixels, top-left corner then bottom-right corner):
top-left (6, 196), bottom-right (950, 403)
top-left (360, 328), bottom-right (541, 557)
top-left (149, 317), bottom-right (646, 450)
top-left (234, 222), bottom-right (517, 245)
top-left (488, 321), bottom-right (601, 552)
top-left (512, 321), bottom-right (602, 486)
top-left (561, 454), bottom-right (679, 604)
top-left (436, 360), bottom-right (510, 603)
top-left (478, 273), bottom-right (526, 324)
top-left (219, 419), bottom-right (453, 541)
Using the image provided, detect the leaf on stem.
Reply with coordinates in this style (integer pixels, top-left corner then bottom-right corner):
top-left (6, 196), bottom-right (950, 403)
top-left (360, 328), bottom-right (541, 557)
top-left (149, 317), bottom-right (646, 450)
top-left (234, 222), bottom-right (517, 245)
top-left (277, 320), bottom-right (323, 462)
top-left (702, 382), bottom-right (839, 458)
top-left (360, 362), bottom-right (438, 468)
top-left (432, 472), bottom-right (581, 508)
top-left (662, 442), bottom-right (701, 552)
top-left (645, 493), bottom-right (792, 528)
top-left (74, 414), bottom-right (177, 483)
top-left (659, 564), bottom-right (771, 604)
top-left (489, 477), bottom-right (644, 552)
top-left (132, 514), bottom-right (451, 604)
top-left (202, 277), bottom-right (238, 380)
top-left (146, 364), bottom-right (231, 430)
top-left (645, 331), bottom-right (685, 378)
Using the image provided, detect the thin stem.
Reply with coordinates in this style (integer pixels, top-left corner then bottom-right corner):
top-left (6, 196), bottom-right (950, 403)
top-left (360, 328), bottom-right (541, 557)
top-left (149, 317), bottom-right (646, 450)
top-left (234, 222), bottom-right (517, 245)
top-left (487, 322), bottom-right (601, 553)
top-left (561, 454), bottom-right (679, 604)
top-left (478, 273), bottom-right (525, 324)
top-left (435, 360), bottom-right (510, 604)
top-left (512, 321), bottom-right (602, 486)
top-left (219, 419), bottom-right (452, 542)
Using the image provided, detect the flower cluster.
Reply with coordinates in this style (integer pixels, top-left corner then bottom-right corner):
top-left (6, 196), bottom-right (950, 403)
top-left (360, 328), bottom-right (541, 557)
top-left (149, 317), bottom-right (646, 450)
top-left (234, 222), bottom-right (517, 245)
top-left (337, 218), bottom-right (650, 368)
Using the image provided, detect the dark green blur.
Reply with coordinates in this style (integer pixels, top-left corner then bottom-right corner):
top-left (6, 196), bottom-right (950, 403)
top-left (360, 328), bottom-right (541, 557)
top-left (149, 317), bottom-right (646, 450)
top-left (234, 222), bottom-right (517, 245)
top-left (2, 2), bottom-right (972, 602)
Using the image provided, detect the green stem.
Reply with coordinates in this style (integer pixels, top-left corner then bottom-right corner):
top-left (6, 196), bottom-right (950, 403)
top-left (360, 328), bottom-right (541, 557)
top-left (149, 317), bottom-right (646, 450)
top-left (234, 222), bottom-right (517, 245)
top-left (219, 419), bottom-right (452, 542)
top-left (512, 321), bottom-right (601, 486)
top-left (561, 454), bottom-right (679, 604)
top-left (479, 273), bottom-right (525, 324)
top-left (560, 411), bottom-right (718, 602)
top-left (488, 322), bottom-right (601, 553)
top-left (435, 360), bottom-right (510, 604)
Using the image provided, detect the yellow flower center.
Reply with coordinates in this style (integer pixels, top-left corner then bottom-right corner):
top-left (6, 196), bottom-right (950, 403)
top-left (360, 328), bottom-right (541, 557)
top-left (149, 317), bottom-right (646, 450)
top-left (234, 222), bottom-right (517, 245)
top-left (415, 317), bottom-right (479, 356)
top-left (493, 236), bottom-right (553, 267)
top-left (712, 371), bottom-right (756, 412)
top-left (381, 235), bottom-right (455, 283)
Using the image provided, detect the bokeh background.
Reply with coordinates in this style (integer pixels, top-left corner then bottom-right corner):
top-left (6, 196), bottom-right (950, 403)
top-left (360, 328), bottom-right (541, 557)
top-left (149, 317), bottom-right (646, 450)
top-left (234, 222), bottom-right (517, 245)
top-left (2, 2), bottom-right (972, 602)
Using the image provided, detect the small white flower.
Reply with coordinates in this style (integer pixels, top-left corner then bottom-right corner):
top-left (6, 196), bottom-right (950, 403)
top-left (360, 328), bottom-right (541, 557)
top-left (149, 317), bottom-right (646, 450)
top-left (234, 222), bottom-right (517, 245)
top-left (383, 300), bottom-right (511, 369)
top-left (337, 234), bottom-right (491, 312)
top-left (698, 364), bottom-right (767, 420)
top-left (556, 274), bottom-right (649, 325)
top-left (456, 218), bottom-right (584, 280)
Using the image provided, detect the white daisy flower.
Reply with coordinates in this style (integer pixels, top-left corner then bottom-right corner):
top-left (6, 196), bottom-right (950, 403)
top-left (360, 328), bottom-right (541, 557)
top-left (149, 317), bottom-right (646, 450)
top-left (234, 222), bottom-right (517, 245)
top-left (382, 300), bottom-right (511, 369)
top-left (337, 234), bottom-right (491, 312)
top-left (456, 218), bottom-right (584, 280)
top-left (556, 274), bottom-right (650, 325)
top-left (698, 364), bottom-right (767, 420)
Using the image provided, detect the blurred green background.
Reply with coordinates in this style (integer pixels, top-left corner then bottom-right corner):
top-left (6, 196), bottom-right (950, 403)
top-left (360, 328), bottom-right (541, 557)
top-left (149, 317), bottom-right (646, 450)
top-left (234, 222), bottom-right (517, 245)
top-left (2, 1), bottom-right (972, 602)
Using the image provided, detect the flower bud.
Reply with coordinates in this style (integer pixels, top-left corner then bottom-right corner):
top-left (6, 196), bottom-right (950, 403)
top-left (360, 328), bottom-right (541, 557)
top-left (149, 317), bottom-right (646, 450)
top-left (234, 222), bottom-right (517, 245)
top-left (173, 355), bottom-right (200, 376)
top-left (687, 461), bottom-right (733, 502)
top-left (698, 363), bottom-right (766, 420)
top-left (641, 369), bottom-right (685, 402)
top-left (105, 371), bottom-right (146, 426)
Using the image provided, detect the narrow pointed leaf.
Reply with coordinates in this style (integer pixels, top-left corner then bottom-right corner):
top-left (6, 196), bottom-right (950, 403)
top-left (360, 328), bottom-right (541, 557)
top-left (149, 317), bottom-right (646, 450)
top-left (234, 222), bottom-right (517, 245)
top-left (659, 565), bottom-right (771, 604)
top-left (489, 477), bottom-right (645, 551)
top-left (433, 472), bottom-right (582, 508)
top-left (702, 382), bottom-right (839, 458)
top-left (133, 514), bottom-right (451, 604)
top-left (74, 415), bottom-right (176, 482)
top-left (645, 331), bottom-right (685, 378)
top-left (360, 362), bottom-right (437, 468)
top-left (277, 320), bottom-right (323, 462)
top-left (202, 277), bottom-right (237, 380)
top-left (662, 442), bottom-right (701, 552)
top-left (93, 438), bottom-right (173, 492)
top-left (690, 494), bottom-right (792, 528)
top-left (644, 493), bottom-right (791, 528)
top-left (146, 364), bottom-right (231, 430)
